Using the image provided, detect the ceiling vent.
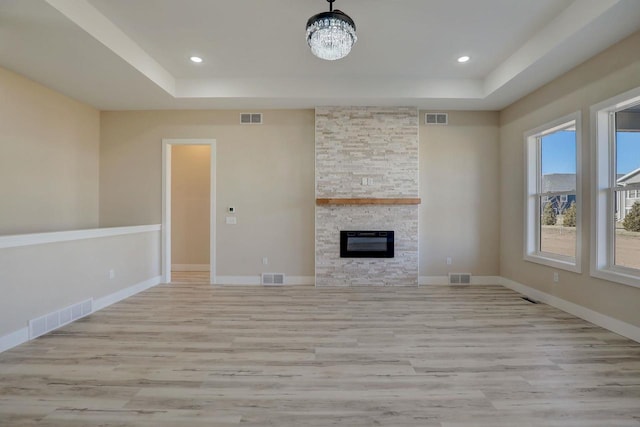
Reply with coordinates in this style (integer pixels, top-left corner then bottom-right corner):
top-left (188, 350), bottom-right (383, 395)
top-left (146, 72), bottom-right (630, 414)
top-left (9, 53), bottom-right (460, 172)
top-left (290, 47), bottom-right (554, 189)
top-left (425, 113), bottom-right (448, 125)
top-left (240, 113), bottom-right (263, 124)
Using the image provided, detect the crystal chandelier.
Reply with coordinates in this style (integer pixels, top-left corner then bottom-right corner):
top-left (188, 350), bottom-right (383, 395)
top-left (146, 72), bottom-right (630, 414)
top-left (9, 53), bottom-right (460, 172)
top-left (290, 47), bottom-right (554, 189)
top-left (306, 0), bottom-right (357, 61)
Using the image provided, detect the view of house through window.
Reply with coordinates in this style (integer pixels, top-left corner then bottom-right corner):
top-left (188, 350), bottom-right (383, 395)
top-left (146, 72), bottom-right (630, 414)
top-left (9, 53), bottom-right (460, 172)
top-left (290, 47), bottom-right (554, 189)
top-left (525, 112), bottom-right (580, 272)
top-left (614, 108), bottom-right (640, 270)
top-left (539, 126), bottom-right (577, 258)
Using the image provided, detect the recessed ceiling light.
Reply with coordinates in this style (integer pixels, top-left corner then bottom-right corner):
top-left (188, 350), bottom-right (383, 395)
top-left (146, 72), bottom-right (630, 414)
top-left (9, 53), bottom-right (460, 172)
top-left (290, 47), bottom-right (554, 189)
top-left (189, 56), bottom-right (203, 63)
top-left (457, 55), bottom-right (470, 63)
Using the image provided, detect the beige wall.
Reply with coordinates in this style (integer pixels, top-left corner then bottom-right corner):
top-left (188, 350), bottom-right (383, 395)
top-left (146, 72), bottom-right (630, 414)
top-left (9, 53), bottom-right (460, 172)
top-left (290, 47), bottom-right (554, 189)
top-left (100, 108), bottom-right (502, 279)
top-left (419, 111), bottom-right (500, 276)
top-left (0, 66), bottom-right (100, 235)
top-left (171, 145), bottom-right (210, 266)
top-left (499, 31), bottom-right (640, 327)
top-left (0, 230), bottom-right (161, 337)
top-left (99, 110), bottom-right (315, 277)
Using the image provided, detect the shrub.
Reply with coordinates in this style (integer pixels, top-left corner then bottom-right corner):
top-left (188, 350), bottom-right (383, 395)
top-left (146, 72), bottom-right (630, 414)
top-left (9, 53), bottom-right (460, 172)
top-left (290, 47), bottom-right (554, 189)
top-left (623, 201), bottom-right (640, 232)
top-left (563, 201), bottom-right (577, 227)
top-left (542, 201), bottom-right (557, 225)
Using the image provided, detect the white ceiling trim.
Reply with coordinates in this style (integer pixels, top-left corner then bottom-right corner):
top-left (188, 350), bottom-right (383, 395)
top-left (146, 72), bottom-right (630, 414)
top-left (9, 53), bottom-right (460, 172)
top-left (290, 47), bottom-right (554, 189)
top-left (3, 0), bottom-right (637, 110)
top-left (484, 0), bottom-right (621, 96)
top-left (44, 0), bottom-right (176, 95)
top-left (175, 77), bottom-right (485, 100)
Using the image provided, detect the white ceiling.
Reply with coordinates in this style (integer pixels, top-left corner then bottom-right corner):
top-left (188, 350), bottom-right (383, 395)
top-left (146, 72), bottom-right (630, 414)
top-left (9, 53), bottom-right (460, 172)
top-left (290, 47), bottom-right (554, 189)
top-left (1, 0), bottom-right (640, 110)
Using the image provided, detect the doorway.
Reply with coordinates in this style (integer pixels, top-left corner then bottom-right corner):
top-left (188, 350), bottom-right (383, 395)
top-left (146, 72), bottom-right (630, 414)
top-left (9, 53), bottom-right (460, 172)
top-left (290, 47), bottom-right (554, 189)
top-left (162, 139), bottom-right (216, 284)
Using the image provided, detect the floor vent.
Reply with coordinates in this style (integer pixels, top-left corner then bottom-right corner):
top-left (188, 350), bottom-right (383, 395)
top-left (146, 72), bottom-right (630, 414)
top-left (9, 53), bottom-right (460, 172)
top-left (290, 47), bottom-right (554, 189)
top-left (425, 112), bottom-right (448, 125)
top-left (240, 113), bottom-right (263, 124)
top-left (262, 273), bottom-right (285, 285)
top-left (29, 299), bottom-right (93, 339)
top-left (448, 273), bottom-right (471, 284)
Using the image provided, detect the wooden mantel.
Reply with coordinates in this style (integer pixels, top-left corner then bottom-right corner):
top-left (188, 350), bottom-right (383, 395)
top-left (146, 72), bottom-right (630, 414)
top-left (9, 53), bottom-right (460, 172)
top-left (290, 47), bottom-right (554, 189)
top-left (316, 198), bottom-right (421, 206)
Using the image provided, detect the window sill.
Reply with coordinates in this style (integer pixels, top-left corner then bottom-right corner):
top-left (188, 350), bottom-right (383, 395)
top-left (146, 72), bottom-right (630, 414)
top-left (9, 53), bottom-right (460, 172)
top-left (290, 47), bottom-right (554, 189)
top-left (524, 253), bottom-right (581, 273)
top-left (590, 267), bottom-right (640, 289)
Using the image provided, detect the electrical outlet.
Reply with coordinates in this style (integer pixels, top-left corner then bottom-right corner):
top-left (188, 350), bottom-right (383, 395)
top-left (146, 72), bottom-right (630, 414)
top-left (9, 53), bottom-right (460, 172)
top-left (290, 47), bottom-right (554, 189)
top-left (262, 257), bottom-right (268, 265)
top-left (446, 257), bottom-right (452, 265)
top-left (109, 269), bottom-right (115, 280)
top-left (553, 272), bottom-right (559, 282)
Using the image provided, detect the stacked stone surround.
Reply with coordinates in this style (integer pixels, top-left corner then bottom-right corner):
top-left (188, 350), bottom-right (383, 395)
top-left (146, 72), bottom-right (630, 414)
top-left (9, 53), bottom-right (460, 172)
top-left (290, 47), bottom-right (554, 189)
top-left (315, 107), bottom-right (419, 287)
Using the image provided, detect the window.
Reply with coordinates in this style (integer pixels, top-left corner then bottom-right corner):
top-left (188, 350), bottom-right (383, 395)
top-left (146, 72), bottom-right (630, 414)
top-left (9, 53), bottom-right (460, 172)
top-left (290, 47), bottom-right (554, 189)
top-left (524, 112), bottom-right (581, 272)
top-left (592, 87), bottom-right (640, 288)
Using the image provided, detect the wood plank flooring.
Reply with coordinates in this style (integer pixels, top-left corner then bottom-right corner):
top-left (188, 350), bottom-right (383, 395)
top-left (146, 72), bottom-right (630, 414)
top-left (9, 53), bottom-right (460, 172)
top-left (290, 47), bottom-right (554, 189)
top-left (170, 271), bottom-right (211, 284)
top-left (1, 283), bottom-right (639, 426)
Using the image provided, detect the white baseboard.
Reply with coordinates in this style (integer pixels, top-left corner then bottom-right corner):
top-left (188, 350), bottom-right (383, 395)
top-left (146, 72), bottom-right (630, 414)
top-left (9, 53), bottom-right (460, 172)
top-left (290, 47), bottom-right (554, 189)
top-left (215, 276), bottom-right (261, 285)
top-left (0, 327), bottom-right (29, 353)
top-left (286, 276), bottom-right (315, 285)
top-left (500, 277), bottom-right (640, 344)
top-left (0, 275), bottom-right (163, 354)
top-left (214, 275), bottom-right (314, 286)
top-left (94, 276), bottom-right (162, 311)
top-left (172, 264), bottom-right (210, 272)
top-left (419, 275), bottom-right (501, 285)
top-left (419, 276), bottom-right (448, 285)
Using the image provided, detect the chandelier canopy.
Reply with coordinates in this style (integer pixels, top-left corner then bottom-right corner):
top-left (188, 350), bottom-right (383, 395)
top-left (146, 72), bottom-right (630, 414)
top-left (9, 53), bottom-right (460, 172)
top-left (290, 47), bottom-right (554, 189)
top-left (306, 0), bottom-right (357, 61)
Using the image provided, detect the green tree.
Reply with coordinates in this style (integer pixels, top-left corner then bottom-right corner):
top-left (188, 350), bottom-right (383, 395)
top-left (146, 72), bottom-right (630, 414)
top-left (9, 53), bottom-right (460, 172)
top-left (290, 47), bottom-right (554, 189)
top-left (622, 201), bottom-right (640, 232)
top-left (563, 201), bottom-right (577, 227)
top-left (542, 201), bottom-right (557, 226)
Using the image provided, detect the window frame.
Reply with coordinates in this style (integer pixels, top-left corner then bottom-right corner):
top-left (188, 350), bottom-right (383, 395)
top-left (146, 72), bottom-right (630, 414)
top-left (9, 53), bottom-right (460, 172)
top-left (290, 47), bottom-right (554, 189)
top-left (524, 112), bottom-right (582, 272)
top-left (591, 87), bottom-right (640, 288)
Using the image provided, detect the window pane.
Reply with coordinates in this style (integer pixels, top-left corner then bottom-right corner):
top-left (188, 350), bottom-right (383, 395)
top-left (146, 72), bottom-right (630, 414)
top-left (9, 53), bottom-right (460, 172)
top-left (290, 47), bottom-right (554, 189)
top-left (614, 191), bottom-right (640, 270)
top-left (540, 195), bottom-right (576, 257)
top-left (541, 130), bottom-right (576, 194)
top-left (614, 111), bottom-right (640, 271)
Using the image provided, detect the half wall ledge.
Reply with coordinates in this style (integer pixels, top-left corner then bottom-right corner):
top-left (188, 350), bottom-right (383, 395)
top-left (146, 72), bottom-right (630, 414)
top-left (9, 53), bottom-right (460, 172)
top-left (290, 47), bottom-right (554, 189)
top-left (316, 198), bottom-right (421, 206)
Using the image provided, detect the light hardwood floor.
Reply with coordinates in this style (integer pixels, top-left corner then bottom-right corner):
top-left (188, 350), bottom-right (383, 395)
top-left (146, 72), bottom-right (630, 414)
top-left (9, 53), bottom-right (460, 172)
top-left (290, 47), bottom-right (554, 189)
top-left (170, 271), bottom-right (211, 283)
top-left (1, 283), bottom-right (639, 426)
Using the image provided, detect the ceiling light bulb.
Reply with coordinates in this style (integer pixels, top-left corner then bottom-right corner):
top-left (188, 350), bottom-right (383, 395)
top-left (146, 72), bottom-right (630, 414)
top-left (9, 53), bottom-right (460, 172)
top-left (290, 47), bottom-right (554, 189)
top-left (190, 56), bottom-right (203, 63)
top-left (457, 56), bottom-right (470, 63)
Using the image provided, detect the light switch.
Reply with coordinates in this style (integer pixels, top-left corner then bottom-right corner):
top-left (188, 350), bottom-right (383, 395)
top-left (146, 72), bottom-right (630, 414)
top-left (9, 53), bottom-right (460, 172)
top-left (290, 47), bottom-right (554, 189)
top-left (226, 216), bottom-right (237, 225)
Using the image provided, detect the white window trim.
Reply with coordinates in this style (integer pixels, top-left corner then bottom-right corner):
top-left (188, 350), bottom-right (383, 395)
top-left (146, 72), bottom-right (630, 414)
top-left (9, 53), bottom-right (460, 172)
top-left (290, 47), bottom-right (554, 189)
top-left (524, 111), bottom-right (582, 273)
top-left (590, 86), bottom-right (640, 289)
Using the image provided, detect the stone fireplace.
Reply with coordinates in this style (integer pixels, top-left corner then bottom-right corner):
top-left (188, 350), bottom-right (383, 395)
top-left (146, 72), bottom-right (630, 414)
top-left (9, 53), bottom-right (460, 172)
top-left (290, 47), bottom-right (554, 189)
top-left (315, 107), bottom-right (419, 286)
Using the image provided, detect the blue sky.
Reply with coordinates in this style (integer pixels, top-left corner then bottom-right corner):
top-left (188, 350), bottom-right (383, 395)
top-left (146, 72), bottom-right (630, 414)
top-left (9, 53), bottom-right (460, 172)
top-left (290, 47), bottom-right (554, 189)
top-left (541, 131), bottom-right (640, 175)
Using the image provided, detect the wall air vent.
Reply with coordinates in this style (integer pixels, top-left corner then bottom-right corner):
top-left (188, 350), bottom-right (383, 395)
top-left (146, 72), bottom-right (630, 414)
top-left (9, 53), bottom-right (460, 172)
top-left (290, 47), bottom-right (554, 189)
top-left (425, 113), bottom-right (448, 125)
top-left (448, 273), bottom-right (471, 284)
top-left (262, 273), bottom-right (285, 285)
top-left (29, 298), bottom-right (93, 339)
top-left (240, 113), bottom-right (263, 124)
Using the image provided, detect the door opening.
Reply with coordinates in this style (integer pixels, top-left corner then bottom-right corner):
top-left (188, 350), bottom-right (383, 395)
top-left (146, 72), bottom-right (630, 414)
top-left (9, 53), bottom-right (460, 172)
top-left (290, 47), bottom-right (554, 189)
top-left (162, 139), bottom-right (216, 284)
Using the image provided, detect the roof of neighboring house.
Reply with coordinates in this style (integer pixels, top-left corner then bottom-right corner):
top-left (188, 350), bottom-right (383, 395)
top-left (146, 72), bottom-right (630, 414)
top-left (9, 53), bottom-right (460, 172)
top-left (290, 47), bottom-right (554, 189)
top-left (541, 174), bottom-right (576, 193)
top-left (617, 167), bottom-right (640, 185)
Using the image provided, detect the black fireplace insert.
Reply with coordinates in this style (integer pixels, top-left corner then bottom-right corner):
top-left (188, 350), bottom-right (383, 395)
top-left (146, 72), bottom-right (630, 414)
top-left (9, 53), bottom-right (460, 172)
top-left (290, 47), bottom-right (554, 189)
top-left (340, 230), bottom-right (394, 258)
